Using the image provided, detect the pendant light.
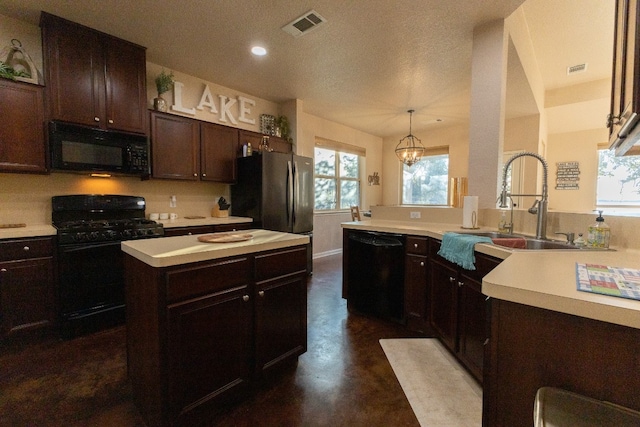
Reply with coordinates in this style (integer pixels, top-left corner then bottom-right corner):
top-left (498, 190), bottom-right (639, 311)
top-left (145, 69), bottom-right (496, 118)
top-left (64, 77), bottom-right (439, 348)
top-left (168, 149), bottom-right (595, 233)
top-left (395, 109), bottom-right (426, 167)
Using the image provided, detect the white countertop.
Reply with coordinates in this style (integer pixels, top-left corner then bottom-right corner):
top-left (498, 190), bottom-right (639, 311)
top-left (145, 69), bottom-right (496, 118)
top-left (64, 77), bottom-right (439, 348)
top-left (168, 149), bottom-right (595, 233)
top-left (122, 229), bottom-right (310, 268)
top-left (342, 220), bottom-right (640, 329)
top-left (0, 224), bottom-right (56, 239)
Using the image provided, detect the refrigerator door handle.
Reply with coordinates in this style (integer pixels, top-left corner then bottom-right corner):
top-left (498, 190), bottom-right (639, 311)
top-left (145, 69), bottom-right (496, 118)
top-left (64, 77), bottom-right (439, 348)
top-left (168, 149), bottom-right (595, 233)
top-left (287, 160), bottom-right (294, 227)
top-left (293, 160), bottom-right (300, 226)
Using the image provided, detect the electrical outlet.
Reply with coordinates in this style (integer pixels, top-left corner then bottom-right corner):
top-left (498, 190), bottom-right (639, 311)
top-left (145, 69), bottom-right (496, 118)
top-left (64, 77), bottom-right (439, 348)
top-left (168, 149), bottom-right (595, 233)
top-left (169, 195), bottom-right (177, 208)
top-left (410, 211), bottom-right (421, 219)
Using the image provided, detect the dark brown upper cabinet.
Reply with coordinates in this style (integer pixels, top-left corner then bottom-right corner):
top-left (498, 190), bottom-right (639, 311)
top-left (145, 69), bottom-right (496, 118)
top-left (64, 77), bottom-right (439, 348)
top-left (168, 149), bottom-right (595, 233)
top-left (150, 111), bottom-right (238, 183)
top-left (41, 12), bottom-right (147, 135)
top-left (0, 79), bottom-right (47, 173)
top-left (608, 0), bottom-right (640, 156)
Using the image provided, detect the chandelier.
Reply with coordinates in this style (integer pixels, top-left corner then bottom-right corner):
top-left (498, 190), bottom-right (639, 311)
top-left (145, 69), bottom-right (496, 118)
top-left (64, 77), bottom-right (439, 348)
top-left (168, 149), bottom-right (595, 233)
top-left (395, 109), bottom-right (426, 167)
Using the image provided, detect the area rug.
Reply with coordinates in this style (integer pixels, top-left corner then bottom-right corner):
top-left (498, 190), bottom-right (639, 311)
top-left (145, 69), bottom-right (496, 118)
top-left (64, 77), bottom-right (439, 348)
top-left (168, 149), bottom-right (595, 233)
top-left (380, 338), bottom-right (482, 427)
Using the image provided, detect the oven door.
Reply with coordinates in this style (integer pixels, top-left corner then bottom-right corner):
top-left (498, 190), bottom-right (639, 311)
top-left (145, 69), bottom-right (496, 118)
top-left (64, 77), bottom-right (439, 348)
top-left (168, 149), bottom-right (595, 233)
top-left (58, 241), bottom-right (125, 337)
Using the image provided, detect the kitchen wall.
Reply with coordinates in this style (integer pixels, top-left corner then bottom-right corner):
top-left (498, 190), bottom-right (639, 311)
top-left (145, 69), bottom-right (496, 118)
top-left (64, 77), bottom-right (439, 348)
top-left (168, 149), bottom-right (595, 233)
top-left (0, 12), bottom-right (387, 259)
top-left (298, 102), bottom-right (384, 258)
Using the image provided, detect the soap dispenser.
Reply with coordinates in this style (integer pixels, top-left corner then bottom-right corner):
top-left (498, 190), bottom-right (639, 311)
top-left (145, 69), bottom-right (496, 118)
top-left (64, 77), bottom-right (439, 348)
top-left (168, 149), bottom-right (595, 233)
top-left (498, 211), bottom-right (508, 233)
top-left (587, 210), bottom-right (610, 248)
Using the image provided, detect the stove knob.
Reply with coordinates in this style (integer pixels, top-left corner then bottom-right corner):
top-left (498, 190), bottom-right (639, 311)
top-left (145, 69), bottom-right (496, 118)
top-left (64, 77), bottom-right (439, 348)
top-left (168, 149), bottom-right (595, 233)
top-left (147, 229), bottom-right (156, 235)
top-left (137, 229), bottom-right (145, 236)
top-left (122, 229), bottom-right (132, 238)
top-left (105, 230), bottom-right (117, 240)
top-left (89, 231), bottom-right (99, 241)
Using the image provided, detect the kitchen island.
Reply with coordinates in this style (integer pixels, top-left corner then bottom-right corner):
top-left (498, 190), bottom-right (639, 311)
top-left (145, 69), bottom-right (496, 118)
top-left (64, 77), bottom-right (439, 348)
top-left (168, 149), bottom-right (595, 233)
top-left (342, 220), bottom-right (640, 427)
top-left (122, 229), bottom-right (309, 427)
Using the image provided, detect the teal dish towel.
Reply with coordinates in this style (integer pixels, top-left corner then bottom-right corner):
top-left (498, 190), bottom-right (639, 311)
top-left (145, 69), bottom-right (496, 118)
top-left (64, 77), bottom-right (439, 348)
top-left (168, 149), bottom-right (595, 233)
top-left (437, 232), bottom-right (493, 270)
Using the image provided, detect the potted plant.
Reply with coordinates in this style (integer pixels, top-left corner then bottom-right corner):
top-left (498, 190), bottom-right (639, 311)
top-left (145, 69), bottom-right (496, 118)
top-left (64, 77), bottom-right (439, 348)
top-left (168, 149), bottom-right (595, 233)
top-left (153, 69), bottom-right (174, 112)
top-left (275, 115), bottom-right (291, 141)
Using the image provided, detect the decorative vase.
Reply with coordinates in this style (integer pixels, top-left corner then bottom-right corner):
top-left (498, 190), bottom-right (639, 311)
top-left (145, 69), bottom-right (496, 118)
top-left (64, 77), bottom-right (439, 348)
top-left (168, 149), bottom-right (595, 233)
top-left (153, 95), bottom-right (167, 112)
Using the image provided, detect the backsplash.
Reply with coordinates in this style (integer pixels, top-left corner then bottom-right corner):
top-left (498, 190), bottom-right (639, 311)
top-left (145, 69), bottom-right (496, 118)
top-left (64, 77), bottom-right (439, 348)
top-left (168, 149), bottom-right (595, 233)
top-left (0, 173), bottom-right (229, 225)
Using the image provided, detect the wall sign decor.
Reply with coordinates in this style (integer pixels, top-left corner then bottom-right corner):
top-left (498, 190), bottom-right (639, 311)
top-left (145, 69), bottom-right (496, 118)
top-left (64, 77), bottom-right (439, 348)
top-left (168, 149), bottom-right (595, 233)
top-left (171, 80), bottom-right (256, 125)
top-left (555, 161), bottom-right (580, 190)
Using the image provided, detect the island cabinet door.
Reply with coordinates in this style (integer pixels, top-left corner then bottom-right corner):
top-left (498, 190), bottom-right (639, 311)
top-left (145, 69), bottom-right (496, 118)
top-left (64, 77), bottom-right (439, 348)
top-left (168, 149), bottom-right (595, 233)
top-left (254, 246), bottom-right (308, 376)
top-left (429, 257), bottom-right (458, 352)
top-left (166, 285), bottom-right (252, 423)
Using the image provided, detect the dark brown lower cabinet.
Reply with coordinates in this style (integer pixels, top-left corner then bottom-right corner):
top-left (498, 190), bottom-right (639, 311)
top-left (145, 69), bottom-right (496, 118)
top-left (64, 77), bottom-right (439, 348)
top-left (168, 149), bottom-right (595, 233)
top-left (125, 244), bottom-right (307, 427)
top-left (429, 238), bottom-right (500, 383)
top-left (483, 299), bottom-right (640, 427)
top-left (0, 237), bottom-right (55, 340)
top-left (404, 236), bottom-right (430, 333)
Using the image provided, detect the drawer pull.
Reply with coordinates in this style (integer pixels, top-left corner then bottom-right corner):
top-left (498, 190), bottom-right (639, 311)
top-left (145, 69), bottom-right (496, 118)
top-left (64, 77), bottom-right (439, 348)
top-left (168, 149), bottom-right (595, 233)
top-left (242, 295), bottom-right (249, 302)
top-left (258, 290), bottom-right (265, 297)
top-left (458, 281), bottom-right (464, 287)
top-left (23, 246), bottom-right (30, 251)
top-left (414, 243), bottom-right (418, 248)
top-left (1, 268), bottom-right (6, 272)
top-left (94, 117), bottom-right (100, 122)
top-left (108, 119), bottom-right (114, 124)
top-left (420, 262), bottom-right (424, 267)
top-left (449, 276), bottom-right (456, 283)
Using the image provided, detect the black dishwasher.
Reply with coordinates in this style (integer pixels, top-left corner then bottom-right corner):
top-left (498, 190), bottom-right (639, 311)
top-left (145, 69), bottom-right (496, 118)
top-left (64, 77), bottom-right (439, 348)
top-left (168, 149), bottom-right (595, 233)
top-left (347, 231), bottom-right (405, 323)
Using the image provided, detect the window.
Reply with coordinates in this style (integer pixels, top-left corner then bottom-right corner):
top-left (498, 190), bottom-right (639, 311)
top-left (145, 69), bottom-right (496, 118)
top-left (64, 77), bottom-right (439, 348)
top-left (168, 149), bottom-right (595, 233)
top-left (314, 147), bottom-right (361, 210)
top-left (596, 148), bottom-right (640, 207)
top-left (402, 150), bottom-right (449, 205)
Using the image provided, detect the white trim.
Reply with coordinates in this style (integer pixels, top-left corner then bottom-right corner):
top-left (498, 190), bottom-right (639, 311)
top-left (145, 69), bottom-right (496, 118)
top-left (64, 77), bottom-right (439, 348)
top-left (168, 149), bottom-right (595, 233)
top-left (313, 248), bottom-right (343, 259)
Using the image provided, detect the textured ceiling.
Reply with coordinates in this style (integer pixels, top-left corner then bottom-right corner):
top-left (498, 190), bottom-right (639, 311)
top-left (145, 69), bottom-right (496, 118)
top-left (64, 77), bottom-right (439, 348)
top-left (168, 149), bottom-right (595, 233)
top-left (0, 0), bottom-right (614, 138)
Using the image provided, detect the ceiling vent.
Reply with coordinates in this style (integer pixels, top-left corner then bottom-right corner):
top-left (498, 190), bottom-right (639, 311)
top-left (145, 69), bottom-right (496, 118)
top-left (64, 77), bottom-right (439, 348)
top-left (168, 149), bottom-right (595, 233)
top-left (282, 10), bottom-right (327, 37)
top-left (567, 63), bottom-right (588, 75)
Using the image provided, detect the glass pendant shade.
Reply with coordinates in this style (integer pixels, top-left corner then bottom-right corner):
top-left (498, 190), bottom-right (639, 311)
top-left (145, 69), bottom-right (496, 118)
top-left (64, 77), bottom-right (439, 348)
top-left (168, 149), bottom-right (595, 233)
top-left (395, 110), bottom-right (426, 167)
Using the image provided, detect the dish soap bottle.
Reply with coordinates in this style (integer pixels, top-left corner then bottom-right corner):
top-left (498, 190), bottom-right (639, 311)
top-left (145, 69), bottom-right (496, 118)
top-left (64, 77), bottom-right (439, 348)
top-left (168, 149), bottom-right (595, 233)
top-left (587, 210), bottom-right (610, 248)
top-left (498, 211), bottom-right (508, 233)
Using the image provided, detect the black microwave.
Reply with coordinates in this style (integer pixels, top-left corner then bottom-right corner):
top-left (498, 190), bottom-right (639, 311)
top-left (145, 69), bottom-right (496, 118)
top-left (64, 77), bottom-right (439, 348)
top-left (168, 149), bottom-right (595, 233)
top-left (49, 121), bottom-right (149, 176)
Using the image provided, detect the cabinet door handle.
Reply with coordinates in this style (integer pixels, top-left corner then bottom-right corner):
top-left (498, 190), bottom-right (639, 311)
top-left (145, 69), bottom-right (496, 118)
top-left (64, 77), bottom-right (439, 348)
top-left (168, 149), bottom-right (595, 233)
top-left (0, 268), bottom-right (6, 272)
top-left (420, 261), bottom-right (424, 267)
top-left (258, 290), bottom-right (265, 297)
top-left (202, 173), bottom-right (207, 177)
top-left (448, 276), bottom-right (456, 283)
top-left (458, 281), bottom-right (464, 287)
top-left (483, 338), bottom-right (490, 346)
top-left (94, 117), bottom-right (100, 122)
top-left (23, 246), bottom-right (30, 251)
top-left (414, 243), bottom-right (418, 248)
top-left (242, 295), bottom-right (249, 302)
top-left (108, 119), bottom-right (114, 124)
top-left (193, 173), bottom-right (198, 177)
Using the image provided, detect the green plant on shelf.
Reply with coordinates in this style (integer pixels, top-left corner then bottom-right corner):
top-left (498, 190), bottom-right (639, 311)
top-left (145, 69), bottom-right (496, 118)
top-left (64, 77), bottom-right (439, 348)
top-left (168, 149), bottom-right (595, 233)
top-left (0, 61), bottom-right (30, 80)
top-left (155, 69), bottom-right (174, 96)
top-left (276, 115), bottom-right (291, 142)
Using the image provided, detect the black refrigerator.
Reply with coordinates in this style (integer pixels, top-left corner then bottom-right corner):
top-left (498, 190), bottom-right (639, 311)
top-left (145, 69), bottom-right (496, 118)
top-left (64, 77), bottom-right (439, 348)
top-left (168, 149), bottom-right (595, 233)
top-left (231, 151), bottom-right (314, 272)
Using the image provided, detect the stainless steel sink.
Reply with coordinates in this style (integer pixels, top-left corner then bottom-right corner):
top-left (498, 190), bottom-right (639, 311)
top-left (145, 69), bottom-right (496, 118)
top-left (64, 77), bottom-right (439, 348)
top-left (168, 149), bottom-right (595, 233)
top-left (455, 231), bottom-right (612, 251)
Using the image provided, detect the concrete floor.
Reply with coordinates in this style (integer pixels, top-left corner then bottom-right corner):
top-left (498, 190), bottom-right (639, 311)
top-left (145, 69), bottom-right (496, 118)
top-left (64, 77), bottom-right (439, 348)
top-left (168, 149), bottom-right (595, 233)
top-left (1, 254), bottom-right (428, 426)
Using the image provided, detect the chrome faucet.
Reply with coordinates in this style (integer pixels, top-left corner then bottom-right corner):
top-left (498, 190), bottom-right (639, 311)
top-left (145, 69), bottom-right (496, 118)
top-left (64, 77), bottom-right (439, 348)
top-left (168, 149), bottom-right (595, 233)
top-left (498, 152), bottom-right (549, 240)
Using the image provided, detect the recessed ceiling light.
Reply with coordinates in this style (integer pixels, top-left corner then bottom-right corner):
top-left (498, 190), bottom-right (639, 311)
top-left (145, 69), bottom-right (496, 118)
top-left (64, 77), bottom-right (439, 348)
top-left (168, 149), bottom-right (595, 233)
top-left (251, 46), bottom-right (267, 56)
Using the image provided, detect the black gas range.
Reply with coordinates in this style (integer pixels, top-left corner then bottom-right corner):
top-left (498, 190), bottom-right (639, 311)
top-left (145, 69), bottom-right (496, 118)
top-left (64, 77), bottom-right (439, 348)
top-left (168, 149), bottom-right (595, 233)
top-left (52, 195), bottom-right (164, 338)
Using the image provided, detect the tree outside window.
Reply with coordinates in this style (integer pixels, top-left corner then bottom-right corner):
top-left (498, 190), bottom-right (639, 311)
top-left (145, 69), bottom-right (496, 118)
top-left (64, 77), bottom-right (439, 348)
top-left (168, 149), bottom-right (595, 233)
top-left (402, 154), bottom-right (449, 205)
top-left (314, 147), bottom-right (360, 210)
top-left (597, 149), bottom-right (640, 207)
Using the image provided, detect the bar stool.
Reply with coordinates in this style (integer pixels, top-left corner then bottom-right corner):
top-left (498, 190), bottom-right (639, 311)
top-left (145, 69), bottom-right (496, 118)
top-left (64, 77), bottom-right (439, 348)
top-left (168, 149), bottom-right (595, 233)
top-left (534, 387), bottom-right (640, 427)
top-left (349, 206), bottom-right (361, 221)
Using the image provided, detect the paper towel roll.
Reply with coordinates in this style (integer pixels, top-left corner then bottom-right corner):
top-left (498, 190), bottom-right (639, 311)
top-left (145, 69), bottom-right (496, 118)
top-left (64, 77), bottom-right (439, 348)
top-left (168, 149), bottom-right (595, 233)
top-left (462, 196), bottom-right (479, 229)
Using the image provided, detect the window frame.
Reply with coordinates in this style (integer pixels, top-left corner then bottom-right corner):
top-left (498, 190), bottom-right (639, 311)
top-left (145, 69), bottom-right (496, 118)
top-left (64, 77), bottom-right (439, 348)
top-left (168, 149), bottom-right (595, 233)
top-left (596, 146), bottom-right (640, 208)
top-left (313, 145), bottom-right (363, 212)
top-left (401, 147), bottom-right (450, 206)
